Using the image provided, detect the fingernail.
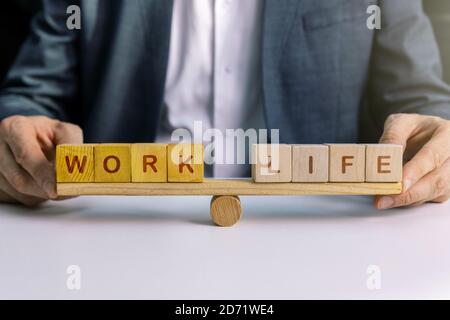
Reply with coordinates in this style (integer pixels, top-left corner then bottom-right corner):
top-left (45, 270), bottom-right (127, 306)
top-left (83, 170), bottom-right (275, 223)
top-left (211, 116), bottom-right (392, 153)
top-left (403, 179), bottom-right (413, 192)
top-left (378, 196), bottom-right (394, 210)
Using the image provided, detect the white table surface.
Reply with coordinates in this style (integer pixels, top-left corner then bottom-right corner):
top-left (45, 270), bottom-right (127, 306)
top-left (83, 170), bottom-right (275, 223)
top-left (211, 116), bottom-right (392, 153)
top-left (0, 194), bottom-right (449, 299)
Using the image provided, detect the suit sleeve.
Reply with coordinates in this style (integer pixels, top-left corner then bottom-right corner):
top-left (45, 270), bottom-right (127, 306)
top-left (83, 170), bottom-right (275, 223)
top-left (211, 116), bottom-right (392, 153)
top-left (368, 0), bottom-right (450, 129)
top-left (0, 0), bottom-right (79, 121)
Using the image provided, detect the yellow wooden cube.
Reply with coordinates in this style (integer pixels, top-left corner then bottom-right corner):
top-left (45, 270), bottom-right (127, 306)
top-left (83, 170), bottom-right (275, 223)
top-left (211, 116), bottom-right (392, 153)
top-left (94, 144), bottom-right (131, 182)
top-left (56, 144), bottom-right (95, 183)
top-left (167, 144), bottom-right (204, 182)
top-left (131, 144), bottom-right (167, 182)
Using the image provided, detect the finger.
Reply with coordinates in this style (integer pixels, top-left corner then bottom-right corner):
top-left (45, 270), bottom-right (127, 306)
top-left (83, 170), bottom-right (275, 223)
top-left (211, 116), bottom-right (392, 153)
top-left (44, 121), bottom-right (84, 162)
top-left (376, 158), bottom-right (450, 209)
top-left (431, 195), bottom-right (450, 203)
top-left (379, 114), bottom-right (421, 148)
top-left (4, 118), bottom-right (57, 199)
top-left (52, 121), bottom-right (83, 145)
top-left (402, 126), bottom-right (450, 191)
top-left (0, 189), bottom-right (16, 204)
top-left (0, 173), bottom-right (46, 207)
top-left (0, 142), bottom-right (48, 199)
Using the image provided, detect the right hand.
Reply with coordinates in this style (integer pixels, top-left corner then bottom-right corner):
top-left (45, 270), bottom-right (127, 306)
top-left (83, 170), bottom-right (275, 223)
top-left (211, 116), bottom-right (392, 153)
top-left (0, 115), bottom-right (83, 207)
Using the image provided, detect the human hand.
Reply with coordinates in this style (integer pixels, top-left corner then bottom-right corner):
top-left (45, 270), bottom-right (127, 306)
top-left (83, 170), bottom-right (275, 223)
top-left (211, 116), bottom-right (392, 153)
top-left (375, 113), bottom-right (450, 209)
top-left (0, 115), bottom-right (82, 206)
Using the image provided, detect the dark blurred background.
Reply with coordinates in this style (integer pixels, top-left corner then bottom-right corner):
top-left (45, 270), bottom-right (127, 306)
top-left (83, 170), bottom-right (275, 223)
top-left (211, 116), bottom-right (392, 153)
top-left (0, 0), bottom-right (41, 81)
top-left (0, 0), bottom-right (449, 84)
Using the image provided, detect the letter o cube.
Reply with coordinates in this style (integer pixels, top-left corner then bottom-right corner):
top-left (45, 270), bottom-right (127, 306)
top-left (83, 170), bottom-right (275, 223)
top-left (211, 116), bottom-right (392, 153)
top-left (94, 144), bottom-right (131, 182)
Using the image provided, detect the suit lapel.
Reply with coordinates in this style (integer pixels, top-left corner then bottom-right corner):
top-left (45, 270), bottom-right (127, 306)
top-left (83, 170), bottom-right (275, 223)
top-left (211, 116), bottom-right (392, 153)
top-left (262, 0), bottom-right (302, 68)
top-left (136, 0), bottom-right (174, 138)
top-left (262, 0), bottom-right (301, 131)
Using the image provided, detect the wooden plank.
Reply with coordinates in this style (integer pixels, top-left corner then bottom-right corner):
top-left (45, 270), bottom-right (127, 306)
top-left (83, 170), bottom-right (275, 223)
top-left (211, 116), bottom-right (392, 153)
top-left (57, 179), bottom-right (402, 196)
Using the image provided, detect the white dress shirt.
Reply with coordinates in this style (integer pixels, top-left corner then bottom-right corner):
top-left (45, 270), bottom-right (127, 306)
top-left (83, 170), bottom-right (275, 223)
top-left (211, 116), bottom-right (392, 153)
top-left (156, 0), bottom-right (265, 177)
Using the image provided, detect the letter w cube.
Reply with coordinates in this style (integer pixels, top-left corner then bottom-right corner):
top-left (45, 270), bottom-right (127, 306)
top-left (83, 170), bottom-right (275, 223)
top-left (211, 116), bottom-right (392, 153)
top-left (56, 144), bottom-right (95, 182)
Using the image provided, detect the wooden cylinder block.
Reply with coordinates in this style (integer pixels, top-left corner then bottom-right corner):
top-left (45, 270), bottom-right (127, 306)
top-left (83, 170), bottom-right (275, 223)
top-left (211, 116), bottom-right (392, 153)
top-left (210, 195), bottom-right (242, 227)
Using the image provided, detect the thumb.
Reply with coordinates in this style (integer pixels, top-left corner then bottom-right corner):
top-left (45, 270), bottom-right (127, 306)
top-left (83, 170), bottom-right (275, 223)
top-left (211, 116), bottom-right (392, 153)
top-left (52, 121), bottom-right (84, 145)
top-left (375, 114), bottom-right (418, 207)
top-left (379, 114), bottom-right (418, 147)
top-left (41, 121), bottom-right (83, 163)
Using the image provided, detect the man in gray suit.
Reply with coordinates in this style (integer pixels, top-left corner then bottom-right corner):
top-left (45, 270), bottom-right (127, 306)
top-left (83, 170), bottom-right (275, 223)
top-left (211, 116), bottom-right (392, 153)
top-left (424, 0), bottom-right (450, 83)
top-left (0, 0), bottom-right (450, 210)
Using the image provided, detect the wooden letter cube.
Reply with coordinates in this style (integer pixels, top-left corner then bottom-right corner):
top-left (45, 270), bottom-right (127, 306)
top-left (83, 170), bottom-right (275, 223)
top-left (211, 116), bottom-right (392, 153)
top-left (94, 144), bottom-right (131, 182)
top-left (292, 145), bottom-right (329, 182)
top-left (56, 144), bottom-right (95, 183)
top-left (167, 144), bottom-right (204, 182)
top-left (131, 144), bottom-right (167, 182)
top-left (328, 144), bottom-right (366, 182)
top-left (366, 144), bottom-right (403, 182)
top-left (252, 144), bottom-right (292, 183)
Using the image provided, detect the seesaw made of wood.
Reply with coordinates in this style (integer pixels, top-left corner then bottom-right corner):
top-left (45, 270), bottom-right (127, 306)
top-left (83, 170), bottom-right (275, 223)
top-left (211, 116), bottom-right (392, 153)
top-left (57, 179), bottom-right (402, 227)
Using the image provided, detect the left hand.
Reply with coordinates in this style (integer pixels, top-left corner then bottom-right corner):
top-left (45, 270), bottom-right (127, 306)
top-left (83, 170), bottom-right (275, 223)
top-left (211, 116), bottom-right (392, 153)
top-left (375, 113), bottom-right (450, 209)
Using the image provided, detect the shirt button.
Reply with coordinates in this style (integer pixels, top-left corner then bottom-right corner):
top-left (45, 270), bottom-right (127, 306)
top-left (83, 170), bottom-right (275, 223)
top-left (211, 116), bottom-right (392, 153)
top-left (225, 67), bottom-right (231, 74)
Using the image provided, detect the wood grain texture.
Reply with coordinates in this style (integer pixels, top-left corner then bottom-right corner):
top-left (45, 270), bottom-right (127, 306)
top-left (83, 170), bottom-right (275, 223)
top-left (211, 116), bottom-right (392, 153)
top-left (252, 144), bottom-right (292, 183)
top-left (94, 144), bottom-right (131, 182)
top-left (366, 144), bottom-right (403, 182)
top-left (167, 144), bottom-right (204, 182)
top-left (328, 144), bottom-right (366, 182)
top-left (210, 195), bottom-right (242, 227)
top-left (57, 179), bottom-right (402, 196)
top-left (131, 144), bottom-right (167, 182)
top-left (56, 144), bottom-right (95, 183)
top-left (292, 145), bottom-right (329, 182)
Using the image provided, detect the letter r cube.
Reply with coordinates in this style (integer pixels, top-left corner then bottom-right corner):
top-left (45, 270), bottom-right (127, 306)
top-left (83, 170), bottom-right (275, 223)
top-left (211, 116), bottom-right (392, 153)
top-left (131, 144), bottom-right (167, 182)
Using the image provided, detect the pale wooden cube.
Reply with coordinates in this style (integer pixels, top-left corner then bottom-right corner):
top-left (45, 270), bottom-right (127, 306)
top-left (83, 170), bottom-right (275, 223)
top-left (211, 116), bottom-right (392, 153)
top-left (252, 144), bottom-right (292, 183)
top-left (292, 145), bottom-right (329, 182)
top-left (366, 144), bottom-right (403, 182)
top-left (328, 144), bottom-right (366, 182)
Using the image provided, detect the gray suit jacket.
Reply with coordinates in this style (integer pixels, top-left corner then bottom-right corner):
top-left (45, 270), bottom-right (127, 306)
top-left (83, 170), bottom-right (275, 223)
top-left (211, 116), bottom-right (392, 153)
top-left (1, 0), bottom-right (450, 143)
